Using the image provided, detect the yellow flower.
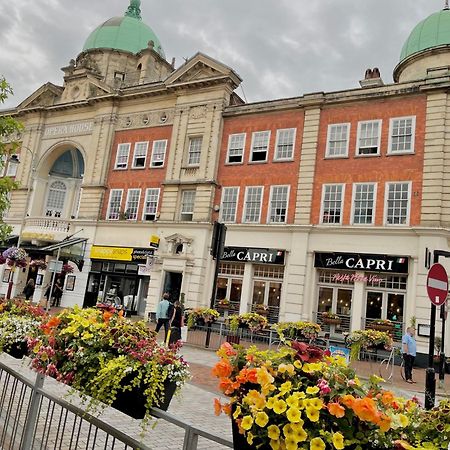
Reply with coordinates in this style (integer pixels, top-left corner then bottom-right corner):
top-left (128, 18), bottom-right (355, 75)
top-left (294, 360), bottom-right (302, 369)
top-left (280, 381), bottom-right (293, 395)
top-left (285, 436), bottom-right (298, 450)
top-left (306, 406), bottom-right (320, 422)
top-left (398, 413), bottom-right (409, 428)
top-left (286, 394), bottom-right (299, 408)
top-left (305, 398), bottom-right (323, 410)
top-left (279, 363), bottom-right (296, 375)
top-left (283, 423), bottom-right (295, 439)
top-left (244, 390), bottom-right (266, 409)
top-left (293, 425), bottom-right (307, 442)
top-left (268, 424), bottom-right (281, 440)
top-left (310, 437), bottom-right (326, 450)
top-left (241, 415), bottom-right (253, 430)
top-left (255, 411), bottom-right (269, 427)
top-left (273, 399), bottom-right (287, 414)
top-left (266, 397), bottom-right (275, 409)
top-left (306, 386), bottom-right (319, 395)
top-left (257, 366), bottom-right (274, 387)
top-left (332, 432), bottom-right (345, 449)
top-left (246, 432), bottom-right (254, 445)
top-left (286, 406), bottom-right (301, 423)
top-left (270, 440), bottom-right (281, 450)
top-left (232, 405), bottom-right (241, 419)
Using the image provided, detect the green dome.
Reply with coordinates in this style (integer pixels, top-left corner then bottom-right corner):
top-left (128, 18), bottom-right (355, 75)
top-left (400, 9), bottom-right (450, 62)
top-left (82, 1), bottom-right (164, 57)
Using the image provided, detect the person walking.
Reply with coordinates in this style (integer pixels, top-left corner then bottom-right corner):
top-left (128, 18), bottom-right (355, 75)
top-left (155, 292), bottom-right (171, 341)
top-left (168, 300), bottom-right (184, 345)
top-left (23, 278), bottom-right (35, 301)
top-left (52, 279), bottom-right (63, 307)
top-left (402, 326), bottom-right (417, 384)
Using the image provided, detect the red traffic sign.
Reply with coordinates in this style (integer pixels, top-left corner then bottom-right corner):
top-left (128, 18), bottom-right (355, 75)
top-left (427, 263), bottom-right (449, 306)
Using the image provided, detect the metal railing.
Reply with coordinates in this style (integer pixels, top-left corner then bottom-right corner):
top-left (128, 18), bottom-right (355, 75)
top-left (363, 317), bottom-right (404, 342)
top-left (313, 312), bottom-right (351, 336)
top-left (0, 356), bottom-right (232, 450)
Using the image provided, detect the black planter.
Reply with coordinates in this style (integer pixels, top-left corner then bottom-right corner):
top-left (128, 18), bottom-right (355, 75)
top-left (5, 341), bottom-right (28, 359)
top-left (111, 379), bottom-right (177, 420)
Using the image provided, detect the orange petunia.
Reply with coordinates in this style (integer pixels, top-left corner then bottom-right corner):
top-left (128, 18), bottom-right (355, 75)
top-left (219, 378), bottom-right (241, 395)
top-left (328, 402), bottom-right (346, 418)
top-left (381, 391), bottom-right (394, 407)
top-left (212, 360), bottom-right (233, 379)
top-left (42, 316), bottom-right (61, 335)
top-left (222, 402), bottom-right (231, 416)
top-left (340, 394), bottom-right (355, 408)
top-left (376, 413), bottom-right (392, 432)
top-left (351, 397), bottom-right (380, 423)
top-left (103, 311), bottom-right (113, 323)
top-left (214, 398), bottom-right (222, 416)
top-left (236, 368), bottom-right (258, 384)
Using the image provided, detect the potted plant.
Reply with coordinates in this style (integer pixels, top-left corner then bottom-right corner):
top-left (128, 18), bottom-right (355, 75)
top-left (2, 246), bottom-right (28, 268)
top-left (321, 311), bottom-right (342, 325)
top-left (217, 299), bottom-right (231, 311)
top-left (368, 319), bottom-right (394, 332)
top-left (346, 329), bottom-right (393, 360)
top-left (29, 259), bottom-right (48, 270)
top-left (228, 313), bottom-right (268, 333)
top-left (28, 306), bottom-right (190, 420)
top-left (254, 304), bottom-right (270, 316)
top-left (186, 307), bottom-right (220, 329)
top-left (212, 341), bottom-right (432, 449)
top-left (272, 321), bottom-right (321, 343)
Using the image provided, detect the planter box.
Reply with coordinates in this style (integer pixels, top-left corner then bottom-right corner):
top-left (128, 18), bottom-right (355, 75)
top-left (322, 318), bottom-right (341, 325)
top-left (226, 334), bottom-right (240, 345)
top-left (369, 324), bottom-right (394, 332)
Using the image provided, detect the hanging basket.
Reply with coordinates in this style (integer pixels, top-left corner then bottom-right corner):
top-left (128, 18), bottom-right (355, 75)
top-left (369, 323), bottom-right (394, 332)
top-left (322, 317), bottom-right (342, 325)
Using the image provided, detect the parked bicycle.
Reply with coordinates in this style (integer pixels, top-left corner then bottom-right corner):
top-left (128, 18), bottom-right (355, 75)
top-left (379, 346), bottom-right (405, 381)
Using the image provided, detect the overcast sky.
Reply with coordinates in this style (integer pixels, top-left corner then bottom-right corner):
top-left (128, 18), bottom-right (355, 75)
top-left (0, 0), bottom-right (445, 109)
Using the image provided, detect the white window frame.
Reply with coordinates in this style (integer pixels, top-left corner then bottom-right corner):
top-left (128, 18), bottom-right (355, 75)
top-left (350, 182), bottom-right (377, 225)
top-left (384, 181), bottom-right (411, 226)
top-left (132, 142), bottom-right (148, 169)
top-left (124, 188), bottom-right (141, 221)
top-left (267, 185), bottom-right (290, 223)
top-left (250, 131), bottom-right (270, 163)
top-left (274, 128), bottom-right (296, 161)
top-left (325, 123), bottom-right (350, 158)
top-left (187, 136), bottom-right (203, 166)
top-left (356, 120), bottom-right (382, 156)
top-left (114, 143), bottom-right (131, 169)
top-left (388, 116), bottom-right (416, 155)
top-left (243, 186), bottom-right (264, 223)
top-left (106, 189), bottom-right (123, 220)
top-left (220, 187), bottom-right (239, 223)
top-left (226, 133), bottom-right (246, 164)
top-left (150, 140), bottom-right (167, 168)
top-left (142, 188), bottom-right (160, 221)
top-left (5, 155), bottom-right (18, 177)
top-left (180, 190), bottom-right (196, 221)
top-left (320, 184), bottom-right (345, 225)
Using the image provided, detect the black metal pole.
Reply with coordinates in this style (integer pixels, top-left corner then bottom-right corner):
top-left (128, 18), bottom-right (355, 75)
top-left (205, 256), bottom-right (221, 348)
top-left (439, 303), bottom-right (446, 381)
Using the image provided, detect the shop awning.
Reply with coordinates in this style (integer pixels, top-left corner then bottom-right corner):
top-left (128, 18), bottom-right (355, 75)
top-left (41, 237), bottom-right (88, 271)
top-left (41, 237), bottom-right (88, 252)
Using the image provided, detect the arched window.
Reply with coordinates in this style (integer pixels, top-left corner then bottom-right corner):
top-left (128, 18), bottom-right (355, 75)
top-left (46, 181), bottom-right (67, 217)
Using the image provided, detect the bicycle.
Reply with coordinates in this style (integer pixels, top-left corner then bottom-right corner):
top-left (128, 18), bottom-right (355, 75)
top-left (379, 347), bottom-right (405, 381)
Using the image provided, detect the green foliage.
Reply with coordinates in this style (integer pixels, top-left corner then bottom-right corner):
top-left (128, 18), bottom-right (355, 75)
top-left (228, 312), bottom-right (268, 332)
top-left (272, 321), bottom-right (321, 343)
top-left (186, 307), bottom-right (219, 329)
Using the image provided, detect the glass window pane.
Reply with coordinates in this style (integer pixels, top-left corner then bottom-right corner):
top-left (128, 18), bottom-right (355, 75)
top-left (366, 291), bottom-right (383, 319)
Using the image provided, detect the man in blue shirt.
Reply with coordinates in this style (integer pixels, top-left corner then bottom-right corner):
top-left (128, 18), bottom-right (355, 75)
top-left (155, 292), bottom-right (171, 341)
top-left (402, 327), bottom-right (417, 384)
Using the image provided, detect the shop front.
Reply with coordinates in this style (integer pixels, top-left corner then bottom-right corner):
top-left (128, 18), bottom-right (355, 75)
top-left (314, 252), bottom-right (409, 340)
top-left (84, 245), bottom-right (154, 315)
top-left (215, 247), bottom-right (286, 323)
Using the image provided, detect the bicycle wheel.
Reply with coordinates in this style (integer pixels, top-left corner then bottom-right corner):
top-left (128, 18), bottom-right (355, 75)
top-left (379, 358), bottom-right (393, 381)
top-left (400, 358), bottom-right (406, 381)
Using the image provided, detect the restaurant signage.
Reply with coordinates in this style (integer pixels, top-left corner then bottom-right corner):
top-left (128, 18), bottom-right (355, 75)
top-left (90, 246), bottom-right (154, 262)
top-left (222, 247), bottom-right (285, 265)
top-left (314, 252), bottom-right (408, 274)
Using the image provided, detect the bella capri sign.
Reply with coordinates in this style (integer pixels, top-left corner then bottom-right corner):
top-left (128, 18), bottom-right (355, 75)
top-left (314, 252), bottom-right (409, 274)
top-left (222, 247), bottom-right (285, 265)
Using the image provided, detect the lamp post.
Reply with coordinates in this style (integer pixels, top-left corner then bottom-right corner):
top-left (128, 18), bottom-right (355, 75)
top-left (4, 147), bottom-right (37, 300)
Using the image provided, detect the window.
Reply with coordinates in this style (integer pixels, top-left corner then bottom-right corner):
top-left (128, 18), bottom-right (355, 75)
top-left (321, 184), bottom-right (344, 224)
top-left (46, 180), bottom-right (67, 217)
top-left (220, 187), bottom-right (239, 222)
top-left (107, 189), bottom-right (123, 220)
top-left (188, 137), bottom-right (202, 166)
top-left (250, 131), bottom-right (270, 162)
top-left (268, 185), bottom-right (289, 223)
top-left (385, 182), bottom-right (410, 225)
top-left (5, 155), bottom-right (18, 177)
top-left (326, 124), bottom-right (350, 158)
top-left (275, 128), bottom-right (295, 160)
top-left (352, 183), bottom-right (376, 224)
top-left (132, 142), bottom-right (148, 168)
top-left (143, 188), bottom-right (160, 221)
top-left (114, 71), bottom-right (125, 81)
top-left (150, 140), bottom-right (167, 167)
top-left (125, 189), bottom-right (141, 220)
top-left (388, 116), bottom-right (415, 154)
top-left (115, 144), bottom-right (130, 169)
top-left (227, 133), bottom-right (245, 164)
top-left (356, 120), bottom-right (381, 155)
top-left (180, 190), bottom-right (196, 221)
top-left (243, 186), bottom-right (263, 223)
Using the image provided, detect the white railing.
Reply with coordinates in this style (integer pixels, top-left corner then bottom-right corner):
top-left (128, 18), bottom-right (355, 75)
top-left (24, 217), bottom-right (71, 233)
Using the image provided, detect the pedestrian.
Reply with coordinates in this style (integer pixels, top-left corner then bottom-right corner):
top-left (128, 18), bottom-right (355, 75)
top-left (402, 326), bottom-right (417, 384)
top-left (51, 279), bottom-right (63, 307)
top-left (155, 292), bottom-right (171, 341)
top-left (23, 278), bottom-right (35, 301)
top-left (168, 300), bottom-right (184, 344)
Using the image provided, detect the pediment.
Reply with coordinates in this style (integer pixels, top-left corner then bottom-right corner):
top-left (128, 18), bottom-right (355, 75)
top-left (17, 83), bottom-right (63, 110)
top-left (60, 76), bottom-right (113, 103)
top-left (165, 52), bottom-right (241, 88)
top-left (165, 233), bottom-right (193, 245)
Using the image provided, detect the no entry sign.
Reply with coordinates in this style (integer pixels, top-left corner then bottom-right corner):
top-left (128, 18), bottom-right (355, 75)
top-left (427, 263), bottom-right (449, 306)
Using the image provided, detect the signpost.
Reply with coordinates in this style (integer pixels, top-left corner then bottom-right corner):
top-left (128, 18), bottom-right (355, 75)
top-left (425, 262), bottom-right (449, 409)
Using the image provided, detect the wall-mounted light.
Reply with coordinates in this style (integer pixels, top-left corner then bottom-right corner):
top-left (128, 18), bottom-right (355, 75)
top-left (213, 204), bottom-right (220, 212)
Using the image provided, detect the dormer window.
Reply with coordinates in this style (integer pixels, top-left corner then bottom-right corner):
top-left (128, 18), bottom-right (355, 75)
top-left (114, 71), bottom-right (126, 82)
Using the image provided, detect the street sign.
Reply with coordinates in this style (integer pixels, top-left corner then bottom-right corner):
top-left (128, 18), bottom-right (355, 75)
top-left (149, 235), bottom-right (160, 249)
top-left (427, 263), bottom-right (449, 306)
top-left (48, 260), bottom-right (63, 273)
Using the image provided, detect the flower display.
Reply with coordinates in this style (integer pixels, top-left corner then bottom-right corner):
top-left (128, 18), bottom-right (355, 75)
top-left (212, 341), bottom-right (450, 449)
top-left (186, 307), bottom-right (220, 328)
top-left (29, 259), bottom-right (48, 270)
top-left (321, 311), bottom-right (340, 320)
top-left (345, 329), bottom-right (393, 361)
top-left (29, 306), bottom-right (190, 419)
top-left (229, 312), bottom-right (268, 332)
top-left (2, 246), bottom-right (28, 267)
top-left (217, 299), bottom-right (231, 307)
top-left (61, 263), bottom-right (74, 274)
top-left (272, 321), bottom-right (321, 343)
top-left (0, 298), bottom-right (47, 318)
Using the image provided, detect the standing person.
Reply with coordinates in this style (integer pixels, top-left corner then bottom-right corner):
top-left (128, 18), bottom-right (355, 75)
top-left (402, 327), bottom-right (417, 384)
top-left (52, 279), bottom-right (63, 307)
top-left (23, 278), bottom-right (35, 301)
top-left (155, 292), bottom-right (171, 341)
top-left (169, 300), bottom-right (184, 344)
